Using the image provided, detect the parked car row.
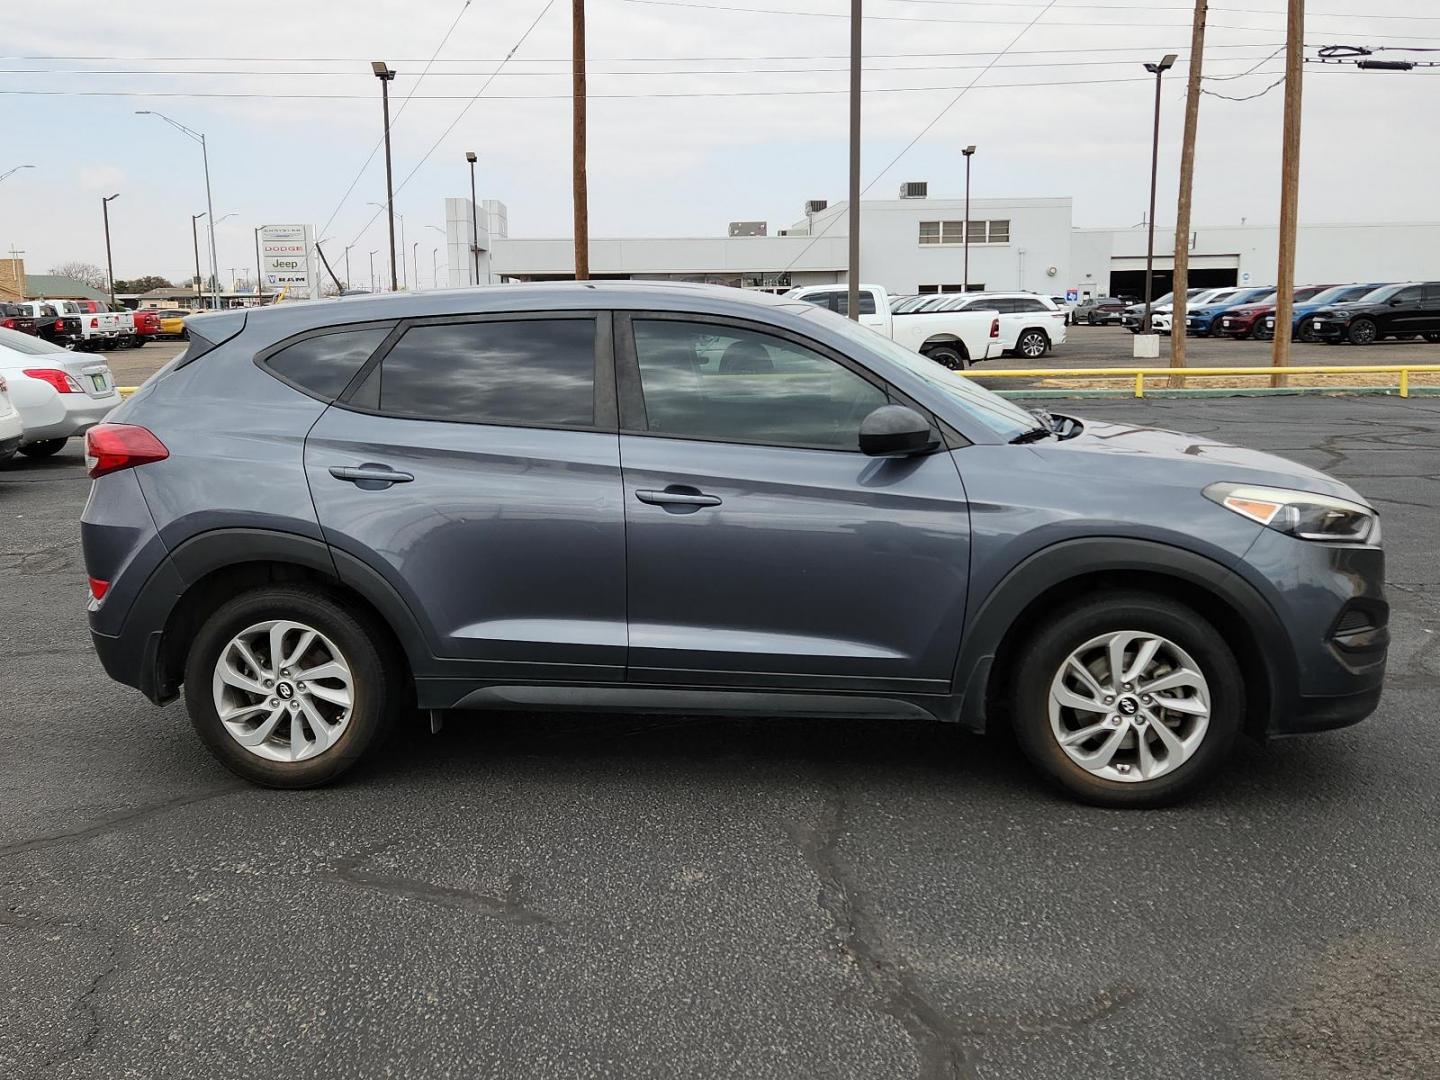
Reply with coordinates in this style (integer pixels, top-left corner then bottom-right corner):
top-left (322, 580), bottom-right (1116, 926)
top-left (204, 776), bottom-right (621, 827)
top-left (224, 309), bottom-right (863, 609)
top-left (0, 300), bottom-right (191, 351)
top-left (0, 325), bottom-right (121, 463)
top-left (784, 285), bottom-right (1068, 368)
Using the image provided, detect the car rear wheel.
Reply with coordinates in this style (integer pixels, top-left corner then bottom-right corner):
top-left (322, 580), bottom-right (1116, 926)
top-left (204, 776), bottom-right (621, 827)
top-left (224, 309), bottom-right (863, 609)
top-left (184, 585), bottom-right (399, 788)
top-left (1017, 329), bottom-right (1049, 359)
top-left (1297, 318), bottom-right (1320, 343)
top-left (1423, 332), bottom-right (1440, 343)
top-left (18, 438), bottom-right (66, 458)
top-left (1010, 592), bottom-right (1242, 808)
top-left (1347, 318), bottom-right (1378, 346)
top-left (923, 343), bottom-right (969, 370)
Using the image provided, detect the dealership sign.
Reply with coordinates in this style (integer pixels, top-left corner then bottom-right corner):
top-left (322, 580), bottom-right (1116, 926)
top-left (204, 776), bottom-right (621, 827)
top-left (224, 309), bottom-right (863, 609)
top-left (260, 224), bottom-right (320, 299)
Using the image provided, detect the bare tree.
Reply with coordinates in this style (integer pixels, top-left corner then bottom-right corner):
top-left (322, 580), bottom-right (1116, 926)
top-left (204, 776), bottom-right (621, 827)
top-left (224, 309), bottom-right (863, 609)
top-left (49, 261), bottom-right (108, 290)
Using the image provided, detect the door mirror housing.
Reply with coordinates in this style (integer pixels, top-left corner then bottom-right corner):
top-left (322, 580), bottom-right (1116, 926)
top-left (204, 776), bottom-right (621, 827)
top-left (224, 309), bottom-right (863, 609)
top-left (859, 405), bottom-right (939, 457)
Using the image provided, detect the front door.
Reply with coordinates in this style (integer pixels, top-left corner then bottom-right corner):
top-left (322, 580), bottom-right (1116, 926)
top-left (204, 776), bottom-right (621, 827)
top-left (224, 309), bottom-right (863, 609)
top-left (615, 313), bottom-right (971, 693)
top-left (1378, 284), bottom-right (1425, 337)
top-left (305, 312), bottom-right (628, 682)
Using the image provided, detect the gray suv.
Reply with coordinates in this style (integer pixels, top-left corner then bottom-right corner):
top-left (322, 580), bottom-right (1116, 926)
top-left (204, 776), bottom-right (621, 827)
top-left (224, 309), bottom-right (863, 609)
top-left (82, 284), bottom-right (1388, 807)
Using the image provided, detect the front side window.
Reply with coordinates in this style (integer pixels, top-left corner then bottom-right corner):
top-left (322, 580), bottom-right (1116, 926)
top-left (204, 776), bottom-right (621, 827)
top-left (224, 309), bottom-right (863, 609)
top-left (1390, 285), bottom-right (1423, 304)
top-left (373, 318), bottom-right (597, 427)
top-left (631, 319), bottom-right (888, 450)
top-left (265, 326), bottom-right (391, 399)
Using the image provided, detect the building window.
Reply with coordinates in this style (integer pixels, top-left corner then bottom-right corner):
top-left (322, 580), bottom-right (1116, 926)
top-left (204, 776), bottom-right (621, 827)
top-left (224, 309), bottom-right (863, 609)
top-left (917, 220), bottom-right (1010, 246)
top-left (918, 284), bottom-right (969, 294)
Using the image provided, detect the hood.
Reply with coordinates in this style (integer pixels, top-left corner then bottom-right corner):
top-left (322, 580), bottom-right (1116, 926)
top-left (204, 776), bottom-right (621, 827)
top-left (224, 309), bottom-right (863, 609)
top-left (1038, 417), bottom-right (1367, 505)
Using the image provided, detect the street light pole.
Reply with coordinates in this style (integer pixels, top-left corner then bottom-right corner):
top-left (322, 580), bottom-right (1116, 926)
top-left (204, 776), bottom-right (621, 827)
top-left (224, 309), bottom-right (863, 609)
top-left (136, 111), bottom-right (220, 309)
top-left (372, 61), bottom-right (399, 292)
top-left (962, 145), bottom-right (976, 293)
top-left (191, 212), bottom-right (206, 308)
top-left (845, 0), bottom-right (860, 320)
top-left (466, 151), bottom-right (481, 285)
top-left (253, 226), bottom-right (265, 306)
top-left (344, 245), bottom-right (353, 291)
top-left (102, 193), bottom-right (120, 305)
top-left (369, 249), bottom-right (377, 294)
top-left (1141, 54), bottom-right (1177, 334)
top-left (433, 246), bottom-right (439, 289)
top-left (0, 164), bottom-right (35, 184)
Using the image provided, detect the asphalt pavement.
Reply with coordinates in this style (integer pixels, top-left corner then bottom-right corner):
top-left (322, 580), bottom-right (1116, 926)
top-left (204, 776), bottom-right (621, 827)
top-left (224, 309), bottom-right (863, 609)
top-left (3, 396), bottom-right (1439, 1080)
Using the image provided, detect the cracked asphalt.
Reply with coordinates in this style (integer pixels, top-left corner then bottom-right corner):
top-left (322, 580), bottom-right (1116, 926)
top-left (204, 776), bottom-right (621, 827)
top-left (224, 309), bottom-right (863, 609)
top-left (3, 396), bottom-right (1439, 1080)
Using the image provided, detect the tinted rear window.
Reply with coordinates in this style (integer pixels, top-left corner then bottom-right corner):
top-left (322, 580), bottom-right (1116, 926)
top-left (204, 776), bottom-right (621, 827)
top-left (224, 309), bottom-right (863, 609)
top-left (370, 318), bottom-right (597, 427)
top-left (265, 327), bottom-right (391, 399)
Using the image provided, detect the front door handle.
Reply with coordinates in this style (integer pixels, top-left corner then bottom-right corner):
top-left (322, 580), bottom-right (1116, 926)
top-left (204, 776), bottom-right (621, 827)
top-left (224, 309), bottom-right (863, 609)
top-left (636, 488), bottom-right (722, 508)
top-left (329, 464), bottom-right (415, 489)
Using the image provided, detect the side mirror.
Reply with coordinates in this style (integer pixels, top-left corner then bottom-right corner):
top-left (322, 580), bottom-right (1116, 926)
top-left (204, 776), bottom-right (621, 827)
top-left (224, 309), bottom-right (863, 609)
top-left (859, 404), bottom-right (939, 457)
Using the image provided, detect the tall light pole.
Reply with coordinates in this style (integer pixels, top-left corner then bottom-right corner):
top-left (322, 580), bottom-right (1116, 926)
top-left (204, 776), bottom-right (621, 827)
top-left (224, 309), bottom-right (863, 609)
top-left (369, 249), bottom-right (377, 294)
top-left (206, 213), bottom-right (236, 306)
top-left (961, 145), bottom-right (976, 293)
top-left (136, 110), bottom-right (219, 309)
top-left (253, 225), bottom-right (265, 306)
top-left (371, 61), bottom-right (399, 292)
top-left (845, 0), bottom-right (860, 320)
top-left (1140, 54), bottom-right (1177, 334)
top-left (101, 193), bottom-right (120, 305)
top-left (368, 202), bottom-right (405, 288)
top-left (427, 225), bottom-right (446, 289)
top-left (0, 164), bottom-right (35, 185)
top-left (344, 244), bottom-right (354, 291)
top-left (465, 151), bottom-right (481, 285)
top-left (432, 246), bottom-right (439, 289)
top-left (191, 212), bottom-right (206, 308)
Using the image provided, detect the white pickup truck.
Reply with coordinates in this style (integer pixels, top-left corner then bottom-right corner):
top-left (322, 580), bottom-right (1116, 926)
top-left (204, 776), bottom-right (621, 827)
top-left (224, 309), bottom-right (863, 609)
top-left (25, 299), bottom-right (128, 350)
top-left (784, 284), bottom-right (1002, 369)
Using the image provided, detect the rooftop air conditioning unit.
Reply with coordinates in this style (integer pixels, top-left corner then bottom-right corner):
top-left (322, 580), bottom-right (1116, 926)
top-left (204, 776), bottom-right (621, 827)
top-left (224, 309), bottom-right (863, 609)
top-left (899, 181), bottom-right (928, 199)
top-left (804, 199), bottom-right (828, 214)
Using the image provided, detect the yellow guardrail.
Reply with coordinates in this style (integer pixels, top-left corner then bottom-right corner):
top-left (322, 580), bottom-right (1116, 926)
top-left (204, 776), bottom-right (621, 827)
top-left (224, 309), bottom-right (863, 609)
top-left (118, 363), bottom-right (1440, 401)
top-left (963, 364), bottom-right (1440, 398)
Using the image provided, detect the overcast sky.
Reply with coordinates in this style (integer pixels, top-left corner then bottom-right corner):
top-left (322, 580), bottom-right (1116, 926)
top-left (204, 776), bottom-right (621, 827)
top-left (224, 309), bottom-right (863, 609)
top-left (3, 0), bottom-right (1436, 288)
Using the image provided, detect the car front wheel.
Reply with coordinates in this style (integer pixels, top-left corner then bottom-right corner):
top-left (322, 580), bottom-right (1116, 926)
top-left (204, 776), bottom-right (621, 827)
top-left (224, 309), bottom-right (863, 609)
top-left (1347, 318), bottom-right (1378, 346)
top-left (184, 585), bottom-right (399, 788)
top-left (1010, 592), bottom-right (1242, 808)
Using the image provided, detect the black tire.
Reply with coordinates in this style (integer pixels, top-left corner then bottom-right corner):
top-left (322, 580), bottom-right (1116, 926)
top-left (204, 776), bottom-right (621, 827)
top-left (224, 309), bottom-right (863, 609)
top-left (1347, 318), bottom-right (1378, 346)
top-left (183, 585), bottom-right (400, 788)
top-left (1009, 592), bottom-right (1243, 808)
top-left (1086, 314), bottom-right (1098, 326)
top-left (18, 438), bottom-right (66, 459)
top-left (1016, 328), bottom-right (1049, 359)
top-left (1423, 332), bottom-right (1440, 344)
top-left (1297, 318), bottom-right (1320, 343)
top-left (923, 343), bottom-right (969, 370)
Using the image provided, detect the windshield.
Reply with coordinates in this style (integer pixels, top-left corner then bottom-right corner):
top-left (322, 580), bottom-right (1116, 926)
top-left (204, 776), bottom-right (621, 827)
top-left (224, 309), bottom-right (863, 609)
top-left (0, 325), bottom-right (69, 356)
top-left (793, 305), bottom-right (1040, 441)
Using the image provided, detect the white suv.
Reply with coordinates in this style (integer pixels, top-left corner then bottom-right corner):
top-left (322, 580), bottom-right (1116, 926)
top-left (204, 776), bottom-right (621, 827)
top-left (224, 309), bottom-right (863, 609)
top-left (921, 292), bottom-right (1067, 359)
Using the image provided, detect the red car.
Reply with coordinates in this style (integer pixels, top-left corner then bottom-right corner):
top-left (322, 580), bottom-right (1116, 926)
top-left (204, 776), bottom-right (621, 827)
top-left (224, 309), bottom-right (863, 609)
top-left (131, 309), bottom-right (161, 343)
top-left (1219, 285), bottom-right (1334, 340)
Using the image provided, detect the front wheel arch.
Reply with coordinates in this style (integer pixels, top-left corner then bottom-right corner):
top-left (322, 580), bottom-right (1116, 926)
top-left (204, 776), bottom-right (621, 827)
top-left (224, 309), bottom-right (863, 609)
top-left (955, 540), bottom-right (1291, 743)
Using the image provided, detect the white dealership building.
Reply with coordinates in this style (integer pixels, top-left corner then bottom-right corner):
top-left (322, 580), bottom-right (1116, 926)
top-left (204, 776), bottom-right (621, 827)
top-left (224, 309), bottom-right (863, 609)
top-left (442, 186), bottom-right (1440, 301)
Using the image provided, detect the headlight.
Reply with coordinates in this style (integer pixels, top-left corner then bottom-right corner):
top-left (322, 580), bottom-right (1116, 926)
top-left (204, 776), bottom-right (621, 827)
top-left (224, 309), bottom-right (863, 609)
top-left (1204, 482), bottom-right (1380, 544)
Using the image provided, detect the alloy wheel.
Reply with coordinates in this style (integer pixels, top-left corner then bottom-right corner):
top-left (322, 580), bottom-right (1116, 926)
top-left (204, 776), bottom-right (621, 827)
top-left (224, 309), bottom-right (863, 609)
top-left (1048, 630), bottom-right (1211, 783)
top-left (211, 619), bottom-right (355, 762)
top-left (1019, 331), bottom-right (1047, 358)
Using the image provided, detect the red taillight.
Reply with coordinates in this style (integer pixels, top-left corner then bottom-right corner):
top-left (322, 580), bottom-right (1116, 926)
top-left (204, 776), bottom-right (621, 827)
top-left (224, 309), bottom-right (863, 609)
top-left (85, 423), bottom-right (169, 478)
top-left (1, 318), bottom-right (13, 329)
top-left (90, 317), bottom-right (99, 328)
top-left (990, 318), bottom-right (1000, 338)
top-left (54, 318), bottom-right (64, 331)
top-left (88, 576), bottom-right (110, 602)
top-left (23, 368), bottom-right (84, 394)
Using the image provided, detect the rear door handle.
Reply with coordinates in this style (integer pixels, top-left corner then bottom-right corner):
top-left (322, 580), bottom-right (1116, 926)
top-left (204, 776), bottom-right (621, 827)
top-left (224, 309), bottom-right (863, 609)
top-left (636, 488), bottom-right (722, 508)
top-left (329, 464), bottom-right (415, 488)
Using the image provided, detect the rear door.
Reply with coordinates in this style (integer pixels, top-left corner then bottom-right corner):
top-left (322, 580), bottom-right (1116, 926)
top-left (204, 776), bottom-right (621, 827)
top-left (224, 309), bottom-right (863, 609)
top-left (614, 312), bottom-right (971, 692)
top-left (303, 312), bottom-right (628, 682)
top-left (1377, 284), bottom-right (1424, 337)
top-left (1420, 284), bottom-right (1440, 333)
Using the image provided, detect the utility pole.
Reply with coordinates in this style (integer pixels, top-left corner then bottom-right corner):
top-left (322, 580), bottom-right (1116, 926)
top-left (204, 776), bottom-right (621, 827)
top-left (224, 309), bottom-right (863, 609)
top-left (254, 226), bottom-right (265, 305)
top-left (572, 0), bottom-right (589, 279)
top-left (190, 212), bottom-right (206, 308)
top-left (1271, 0), bottom-right (1304, 386)
top-left (344, 245), bottom-right (353, 291)
top-left (102, 193), bottom-right (120, 306)
top-left (846, 0), bottom-right (861, 320)
top-left (372, 61), bottom-right (399, 292)
top-left (962, 145), bottom-right (976, 293)
top-left (1171, 0), bottom-right (1207, 377)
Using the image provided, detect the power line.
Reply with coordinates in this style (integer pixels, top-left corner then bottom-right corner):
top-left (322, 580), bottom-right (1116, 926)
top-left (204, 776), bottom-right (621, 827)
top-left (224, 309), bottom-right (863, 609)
top-left (1202, 44), bottom-right (1285, 79)
top-left (1201, 73), bottom-right (1287, 99)
top-left (781, 0), bottom-right (1066, 274)
top-left (346, 0), bottom-right (559, 249)
top-left (900, 0), bottom-right (1440, 18)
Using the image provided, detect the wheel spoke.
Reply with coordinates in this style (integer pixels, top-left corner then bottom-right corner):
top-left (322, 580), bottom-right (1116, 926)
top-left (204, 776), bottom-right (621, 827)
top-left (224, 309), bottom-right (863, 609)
top-left (281, 629), bottom-right (318, 671)
top-left (1059, 721), bottom-right (1110, 747)
top-left (1145, 710), bottom-right (1187, 758)
top-left (288, 708), bottom-right (313, 759)
top-left (217, 699), bottom-right (271, 723)
top-left (298, 698), bottom-right (341, 754)
top-left (227, 705), bottom-right (286, 747)
top-left (1122, 637), bottom-right (1162, 685)
top-left (1141, 669), bottom-right (1205, 694)
top-left (218, 662), bottom-right (268, 698)
top-left (304, 681), bottom-right (352, 708)
top-left (294, 660), bottom-right (347, 684)
top-left (230, 639), bottom-right (270, 681)
top-left (1106, 633), bottom-right (1135, 689)
top-left (1135, 726), bottom-right (1158, 779)
top-left (1071, 723), bottom-right (1127, 769)
top-left (1054, 686), bottom-right (1105, 715)
top-left (1151, 693), bottom-right (1208, 717)
top-left (1065, 657), bottom-right (1108, 701)
top-left (269, 622), bottom-right (295, 673)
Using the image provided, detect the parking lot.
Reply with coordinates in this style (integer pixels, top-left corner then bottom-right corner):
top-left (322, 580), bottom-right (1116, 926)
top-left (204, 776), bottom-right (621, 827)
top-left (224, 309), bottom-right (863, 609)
top-left (3, 394), bottom-right (1438, 1079)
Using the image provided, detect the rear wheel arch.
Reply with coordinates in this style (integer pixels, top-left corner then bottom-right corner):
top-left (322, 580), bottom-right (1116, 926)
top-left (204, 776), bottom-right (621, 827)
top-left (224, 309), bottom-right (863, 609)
top-left (955, 539), bottom-right (1291, 741)
top-left (157, 530), bottom-right (425, 700)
